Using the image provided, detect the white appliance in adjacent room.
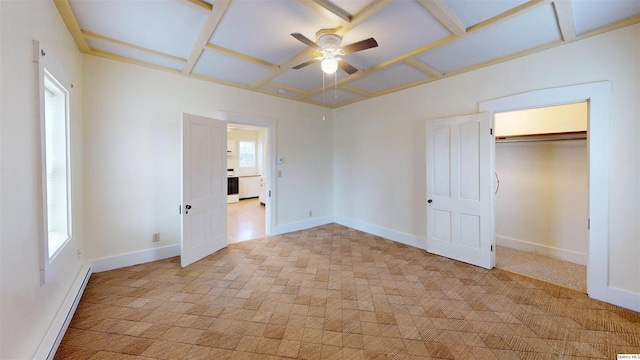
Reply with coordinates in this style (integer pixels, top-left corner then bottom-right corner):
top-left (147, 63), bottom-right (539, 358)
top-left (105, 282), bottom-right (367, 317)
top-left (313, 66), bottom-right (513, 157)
top-left (259, 176), bottom-right (266, 205)
top-left (227, 169), bottom-right (239, 203)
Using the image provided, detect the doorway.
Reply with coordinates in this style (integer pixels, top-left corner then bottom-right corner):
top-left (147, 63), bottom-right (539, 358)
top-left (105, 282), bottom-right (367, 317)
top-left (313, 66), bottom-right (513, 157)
top-left (479, 81), bottom-right (612, 304)
top-left (216, 110), bottom-right (277, 242)
top-left (493, 102), bottom-right (588, 292)
top-left (226, 123), bottom-right (268, 243)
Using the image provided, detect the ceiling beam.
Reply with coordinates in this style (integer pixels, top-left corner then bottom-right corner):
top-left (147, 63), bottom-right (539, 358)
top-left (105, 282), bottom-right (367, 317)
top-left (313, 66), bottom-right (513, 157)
top-left (312, 0), bottom-right (352, 22)
top-left (182, 0), bottom-right (231, 75)
top-left (339, 85), bottom-right (373, 97)
top-left (90, 49), bottom-right (182, 75)
top-left (553, 0), bottom-right (577, 42)
top-left (53, 0), bottom-right (90, 53)
top-left (82, 30), bottom-right (186, 64)
top-left (467, 0), bottom-right (550, 34)
top-left (417, 0), bottom-right (466, 36)
top-left (404, 58), bottom-right (443, 78)
top-left (177, 0), bottom-right (213, 13)
top-left (249, 48), bottom-right (318, 89)
top-left (205, 43), bottom-right (279, 70)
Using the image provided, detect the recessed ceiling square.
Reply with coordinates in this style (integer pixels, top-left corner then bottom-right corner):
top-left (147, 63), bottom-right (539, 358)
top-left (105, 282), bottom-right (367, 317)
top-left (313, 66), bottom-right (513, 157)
top-left (70, 0), bottom-right (206, 59)
top-left (572, 0), bottom-right (640, 35)
top-left (339, 1), bottom-right (451, 70)
top-left (441, 0), bottom-right (529, 28)
top-left (345, 63), bottom-right (430, 94)
top-left (192, 50), bottom-right (272, 86)
top-left (418, 4), bottom-right (561, 74)
top-left (209, 1), bottom-right (335, 65)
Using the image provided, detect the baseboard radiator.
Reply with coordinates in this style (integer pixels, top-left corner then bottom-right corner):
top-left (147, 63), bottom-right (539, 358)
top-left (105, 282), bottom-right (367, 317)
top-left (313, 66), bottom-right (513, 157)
top-left (33, 263), bottom-right (92, 360)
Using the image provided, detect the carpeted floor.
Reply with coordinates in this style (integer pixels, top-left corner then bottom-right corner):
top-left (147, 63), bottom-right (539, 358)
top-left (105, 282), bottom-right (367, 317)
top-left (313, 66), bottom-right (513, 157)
top-left (56, 224), bottom-right (639, 359)
top-left (496, 246), bottom-right (587, 292)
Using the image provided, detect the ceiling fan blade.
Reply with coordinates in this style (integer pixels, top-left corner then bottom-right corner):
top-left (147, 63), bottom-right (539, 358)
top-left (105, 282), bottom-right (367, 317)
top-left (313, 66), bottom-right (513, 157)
top-left (292, 58), bottom-right (319, 70)
top-left (291, 33), bottom-right (322, 51)
top-left (339, 60), bottom-right (358, 75)
top-left (340, 38), bottom-right (378, 54)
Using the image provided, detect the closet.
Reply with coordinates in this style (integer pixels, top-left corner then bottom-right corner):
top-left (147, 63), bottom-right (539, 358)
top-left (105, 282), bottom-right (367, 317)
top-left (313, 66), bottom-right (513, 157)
top-left (494, 102), bottom-right (588, 291)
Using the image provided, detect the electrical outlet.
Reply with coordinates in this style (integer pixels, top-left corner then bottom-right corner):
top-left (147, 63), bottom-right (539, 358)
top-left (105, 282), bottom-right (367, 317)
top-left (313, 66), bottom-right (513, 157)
top-left (152, 233), bottom-right (160, 242)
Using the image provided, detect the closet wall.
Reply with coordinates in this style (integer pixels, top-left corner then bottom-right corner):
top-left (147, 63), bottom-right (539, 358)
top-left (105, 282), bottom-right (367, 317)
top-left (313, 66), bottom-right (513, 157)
top-left (494, 102), bottom-right (588, 265)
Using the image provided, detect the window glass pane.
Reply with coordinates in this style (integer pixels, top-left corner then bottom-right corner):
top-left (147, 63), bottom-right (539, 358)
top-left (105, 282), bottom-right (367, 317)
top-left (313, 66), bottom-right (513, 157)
top-left (44, 72), bottom-right (70, 257)
top-left (238, 140), bottom-right (255, 168)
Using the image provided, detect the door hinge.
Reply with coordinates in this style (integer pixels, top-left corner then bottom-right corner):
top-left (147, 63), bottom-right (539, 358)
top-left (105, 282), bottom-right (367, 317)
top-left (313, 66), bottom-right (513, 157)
top-left (269, 190), bottom-right (271, 197)
top-left (491, 244), bottom-right (494, 252)
top-left (588, 218), bottom-right (590, 230)
top-left (490, 128), bottom-right (493, 135)
top-left (179, 205), bottom-right (182, 214)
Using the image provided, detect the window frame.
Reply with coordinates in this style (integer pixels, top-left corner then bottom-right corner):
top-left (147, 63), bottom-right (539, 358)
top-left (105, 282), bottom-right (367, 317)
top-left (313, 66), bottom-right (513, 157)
top-left (238, 139), bottom-right (257, 169)
top-left (35, 40), bottom-right (74, 284)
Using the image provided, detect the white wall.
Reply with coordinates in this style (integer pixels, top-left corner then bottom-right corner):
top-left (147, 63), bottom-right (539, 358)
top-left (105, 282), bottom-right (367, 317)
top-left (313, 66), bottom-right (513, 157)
top-left (1, 1), bottom-right (85, 358)
top-left (495, 102), bottom-right (587, 137)
top-left (82, 56), bottom-right (334, 261)
top-left (334, 24), bottom-right (640, 294)
top-left (495, 140), bottom-right (588, 264)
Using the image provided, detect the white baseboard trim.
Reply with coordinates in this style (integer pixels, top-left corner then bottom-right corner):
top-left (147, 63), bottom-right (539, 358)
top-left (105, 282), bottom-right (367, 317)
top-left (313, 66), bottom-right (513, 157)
top-left (334, 216), bottom-right (424, 249)
top-left (496, 235), bottom-right (587, 265)
top-left (33, 263), bottom-right (92, 360)
top-left (91, 244), bottom-right (180, 273)
top-left (595, 286), bottom-right (640, 313)
top-left (272, 216), bottom-right (334, 236)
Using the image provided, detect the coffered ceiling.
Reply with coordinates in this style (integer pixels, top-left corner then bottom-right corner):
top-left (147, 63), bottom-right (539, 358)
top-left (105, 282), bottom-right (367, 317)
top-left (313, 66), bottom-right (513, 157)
top-left (54, 0), bottom-right (639, 108)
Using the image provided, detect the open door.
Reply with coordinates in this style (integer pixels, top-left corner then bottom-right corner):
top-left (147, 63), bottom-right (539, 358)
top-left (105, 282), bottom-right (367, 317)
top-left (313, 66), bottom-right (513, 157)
top-left (426, 112), bottom-right (493, 269)
top-left (181, 113), bottom-right (227, 267)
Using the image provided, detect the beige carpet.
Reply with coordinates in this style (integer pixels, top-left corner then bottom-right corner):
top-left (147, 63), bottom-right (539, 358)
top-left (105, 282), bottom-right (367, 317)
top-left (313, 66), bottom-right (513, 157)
top-left (56, 224), bottom-right (639, 359)
top-left (496, 246), bottom-right (586, 292)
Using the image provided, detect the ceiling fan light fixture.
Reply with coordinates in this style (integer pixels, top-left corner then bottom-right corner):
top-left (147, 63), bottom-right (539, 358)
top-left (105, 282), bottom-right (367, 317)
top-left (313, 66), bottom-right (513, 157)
top-left (321, 58), bottom-right (338, 74)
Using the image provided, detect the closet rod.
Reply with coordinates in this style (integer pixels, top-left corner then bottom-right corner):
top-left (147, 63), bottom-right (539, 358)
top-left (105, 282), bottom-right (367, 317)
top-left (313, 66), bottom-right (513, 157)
top-left (496, 137), bottom-right (586, 143)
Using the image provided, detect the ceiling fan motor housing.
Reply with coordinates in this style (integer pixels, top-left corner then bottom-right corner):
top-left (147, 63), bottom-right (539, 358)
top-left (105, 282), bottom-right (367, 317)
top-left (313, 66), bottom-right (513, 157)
top-left (318, 34), bottom-right (342, 55)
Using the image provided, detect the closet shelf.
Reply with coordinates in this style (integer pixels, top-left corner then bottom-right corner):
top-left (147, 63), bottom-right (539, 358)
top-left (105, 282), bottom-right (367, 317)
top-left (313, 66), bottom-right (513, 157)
top-left (496, 131), bottom-right (586, 143)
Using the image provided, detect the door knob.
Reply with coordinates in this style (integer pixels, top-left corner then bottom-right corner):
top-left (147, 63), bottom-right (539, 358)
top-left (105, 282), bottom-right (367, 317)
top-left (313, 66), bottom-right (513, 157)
top-left (185, 205), bottom-right (192, 209)
top-left (427, 199), bottom-right (433, 204)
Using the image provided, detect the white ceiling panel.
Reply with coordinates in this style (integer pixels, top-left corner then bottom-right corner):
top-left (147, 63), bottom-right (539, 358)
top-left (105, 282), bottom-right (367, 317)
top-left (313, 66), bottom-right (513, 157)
top-left (345, 63), bottom-right (430, 93)
top-left (70, 0), bottom-right (206, 59)
top-left (418, 4), bottom-right (561, 74)
top-left (330, 0), bottom-right (373, 16)
top-left (271, 62), bottom-right (350, 92)
top-left (87, 40), bottom-right (185, 71)
top-left (572, 0), bottom-right (640, 35)
top-left (441, 0), bottom-right (529, 28)
top-left (307, 88), bottom-right (363, 106)
top-left (340, 1), bottom-right (451, 69)
top-left (209, 1), bottom-right (334, 65)
top-left (192, 49), bottom-right (272, 86)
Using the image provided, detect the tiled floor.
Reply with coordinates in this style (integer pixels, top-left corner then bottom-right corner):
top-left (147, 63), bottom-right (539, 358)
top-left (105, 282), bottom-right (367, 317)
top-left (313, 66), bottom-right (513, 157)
top-left (496, 246), bottom-right (587, 292)
top-left (56, 224), bottom-right (640, 359)
top-left (228, 198), bottom-right (265, 244)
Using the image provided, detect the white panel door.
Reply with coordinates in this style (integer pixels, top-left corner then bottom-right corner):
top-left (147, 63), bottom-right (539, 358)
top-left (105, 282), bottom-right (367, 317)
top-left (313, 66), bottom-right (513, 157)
top-left (181, 113), bottom-right (227, 267)
top-left (426, 112), bottom-right (493, 269)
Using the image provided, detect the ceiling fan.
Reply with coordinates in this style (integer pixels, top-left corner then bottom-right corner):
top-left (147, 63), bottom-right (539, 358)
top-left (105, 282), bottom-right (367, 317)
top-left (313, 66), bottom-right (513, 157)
top-left (290, 29), bottom-right (378, 75)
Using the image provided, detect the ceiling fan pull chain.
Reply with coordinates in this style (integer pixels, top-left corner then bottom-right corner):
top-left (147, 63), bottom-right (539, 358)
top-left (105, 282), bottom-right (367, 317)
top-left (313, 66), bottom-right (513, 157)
top-left (334, 71), bottom-right (337, 99)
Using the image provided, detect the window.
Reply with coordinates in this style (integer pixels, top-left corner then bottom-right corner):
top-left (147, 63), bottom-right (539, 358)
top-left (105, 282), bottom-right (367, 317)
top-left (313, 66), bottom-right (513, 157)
top-left (238, 140), bottom-right (256, 168)
top-left (42, 69), bottom-right (71, 259)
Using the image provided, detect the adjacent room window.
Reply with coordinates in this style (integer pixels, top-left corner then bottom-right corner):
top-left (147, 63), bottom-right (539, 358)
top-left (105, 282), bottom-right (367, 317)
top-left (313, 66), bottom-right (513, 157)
top-left (238, 140), bottom-right (256, 168)
top-left (43, 70), bottom-right (71, 259)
